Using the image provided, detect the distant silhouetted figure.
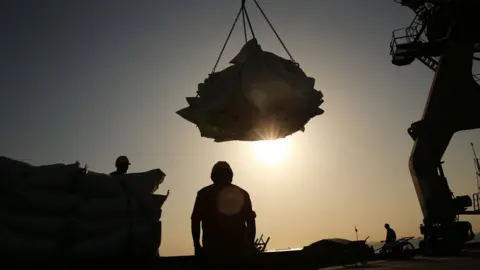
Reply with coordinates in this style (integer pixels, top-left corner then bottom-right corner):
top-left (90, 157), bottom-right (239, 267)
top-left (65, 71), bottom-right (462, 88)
top-left (382, 223), bottom-right (397, 253)
top-left (110, 156), bottom-right (130, 176)
top-left (191, 161), bottom-right (256, 262)
top-left (384, 224), bottom-right (396, 244)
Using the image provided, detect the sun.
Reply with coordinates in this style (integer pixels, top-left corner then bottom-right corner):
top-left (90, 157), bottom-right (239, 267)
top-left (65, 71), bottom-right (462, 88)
top-left (253, 138), bottom-right (291, 164)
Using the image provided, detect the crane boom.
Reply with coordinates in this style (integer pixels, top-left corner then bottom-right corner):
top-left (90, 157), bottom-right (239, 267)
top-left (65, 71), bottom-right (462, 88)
top-left (471, 143), bottom-right (480, 190)
top-left (391, 0), bottom-right (480, 254)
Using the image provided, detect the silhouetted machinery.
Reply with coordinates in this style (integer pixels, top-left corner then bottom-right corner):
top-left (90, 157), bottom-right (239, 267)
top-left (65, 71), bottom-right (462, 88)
top-left (472, 143), bottom-right (480, 192)
top-left (390, 0), bottom-right (480, 254)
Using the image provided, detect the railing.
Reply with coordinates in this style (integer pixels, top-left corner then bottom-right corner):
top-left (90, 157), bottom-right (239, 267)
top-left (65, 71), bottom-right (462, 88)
top-left (394, 0), bottom-right (452, 7)
top-left (390, 3), bottom-right (430, 57)
top-left (254, 234), bottom-right (270, 252)
top-left (390, 2), bottom-right (480, 79)
top-left (390, 29), bottom-right (417, 56)
top-left (473, 193), bottom-right (480, 212)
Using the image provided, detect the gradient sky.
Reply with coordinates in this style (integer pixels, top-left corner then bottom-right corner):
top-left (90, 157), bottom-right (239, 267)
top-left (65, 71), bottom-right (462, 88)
top-left (1, 0), bottom-right (479, 256)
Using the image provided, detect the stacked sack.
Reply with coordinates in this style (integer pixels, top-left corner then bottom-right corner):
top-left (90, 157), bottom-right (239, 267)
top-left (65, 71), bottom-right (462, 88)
top-left (177, 38), bottom-right (324, 142)
top-left (0, 156), bottom-right (167, 263)
top-left (0, 157), bottom-right (81, 261)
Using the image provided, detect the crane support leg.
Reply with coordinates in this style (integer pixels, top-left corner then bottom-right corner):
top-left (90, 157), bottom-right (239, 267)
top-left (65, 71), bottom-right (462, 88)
top-left (407, 11), bottom-right (480, 254)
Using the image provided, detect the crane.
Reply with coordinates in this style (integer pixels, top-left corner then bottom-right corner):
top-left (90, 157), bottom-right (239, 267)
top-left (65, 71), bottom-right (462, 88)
top-left (471, 143), bottom-right (480, 191)
top-left (471, 143), bottom-right (480, 213)
top-left (390, 0), bottom-right (480, 254)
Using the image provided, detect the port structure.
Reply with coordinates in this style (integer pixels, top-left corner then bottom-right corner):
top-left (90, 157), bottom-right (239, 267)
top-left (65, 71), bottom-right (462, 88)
top-left (390, 0), bottom-right (480, 82)
top-left (471, 143), bottom-right (480, 211)
top-left (390, 0), bottom-right (480, 255)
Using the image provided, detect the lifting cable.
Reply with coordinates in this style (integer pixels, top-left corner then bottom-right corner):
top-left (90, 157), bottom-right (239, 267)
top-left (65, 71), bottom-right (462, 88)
top-left (242, 2), bottom-right (256, 42)
top-left (211, 0), bottom-right (254, 74)
top-left (252, 0), bottom-right (295, 63)
top-left (211, 0), bottom-right (295, 74)
top-left (242, 6), bottom-right (248, 43)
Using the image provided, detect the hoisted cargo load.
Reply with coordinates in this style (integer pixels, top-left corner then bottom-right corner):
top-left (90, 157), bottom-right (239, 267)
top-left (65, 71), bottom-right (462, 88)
top-left (177, 0), bottom-right (325, 142)
top-left (0, 156), bottom-right (168, 263)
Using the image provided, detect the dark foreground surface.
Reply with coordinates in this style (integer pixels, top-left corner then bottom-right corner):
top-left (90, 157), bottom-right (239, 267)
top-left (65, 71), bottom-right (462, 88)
top-left (158, 244), bottom-right (480, 270)
top-left (326, 250), bottom-right (480, 270)
top-left (2, 246), bottom-right (479, 269)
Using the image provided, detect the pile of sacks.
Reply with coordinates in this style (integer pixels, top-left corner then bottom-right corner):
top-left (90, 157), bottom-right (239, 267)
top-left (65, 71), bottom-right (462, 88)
top-left (177, 38), bottom-right (324, 142)
top-left (0, 156), bottom-right (168, 263)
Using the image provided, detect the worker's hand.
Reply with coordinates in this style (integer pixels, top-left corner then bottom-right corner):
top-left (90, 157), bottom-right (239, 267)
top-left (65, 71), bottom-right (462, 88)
top-left (166, 189), bottom-right (170, 197)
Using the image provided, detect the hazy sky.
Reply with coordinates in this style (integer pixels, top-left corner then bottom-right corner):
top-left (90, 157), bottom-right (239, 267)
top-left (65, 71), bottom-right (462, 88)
top-left (1, 0), bottom-right (479, 256)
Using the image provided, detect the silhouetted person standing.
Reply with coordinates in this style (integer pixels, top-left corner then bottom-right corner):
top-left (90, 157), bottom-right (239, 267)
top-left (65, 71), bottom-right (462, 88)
top-left (110, 156), bottom-right (130, 176)
top-left (382, 223), bottom-right (397, 253)
top-left (191, 161), bottom-right (256, 262)
top-left (384, 223), bottom-right (396, 244)
top-left (109, 156), bottom-right (162, 258)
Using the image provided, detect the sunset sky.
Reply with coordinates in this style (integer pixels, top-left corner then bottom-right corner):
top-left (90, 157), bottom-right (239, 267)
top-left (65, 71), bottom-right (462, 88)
top-left (1, 0), bottom-right (479, 256)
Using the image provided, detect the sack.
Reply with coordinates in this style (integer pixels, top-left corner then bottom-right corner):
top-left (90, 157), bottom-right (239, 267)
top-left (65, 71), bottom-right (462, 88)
top-left (0, 156), bottom-right (32, 187)
top-left (128, 194), bottom-right (166, 221)
top-left (0, 189), bottom-right (73, 237)
top-left (241, 52), bottom-right (305, 112)
top-left (0, 224), bottom-right (62, 259)
top-left (130, 220), bottom-right (162, 256)
top-left (71, 216), bottom-right (130, 238)
top-left (0, 157), bottom-right (169, 260)
top-left (0, 208), bottom-right (67, 237)
top-left (77, 197), bottom-right (129, 218)
top-left (177, 38), bottom-right (324, 142)
top-left (77, 171), bottom-right (124, 196)
top-left (0, 157), bottom-right (81, 192)
top-left (120, 169), bottom-right (166, 194)
top-left (71, 227), bottom-right (130, 258)
top-left (230, 38), bottom-right (263, 65)
top-left (3, 190), bottom-right (79, 216)
top-left (18, 162), bottom-right (81, 193)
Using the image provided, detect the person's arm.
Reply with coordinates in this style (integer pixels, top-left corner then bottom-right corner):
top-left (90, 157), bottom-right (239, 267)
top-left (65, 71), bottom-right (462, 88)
top-left (244, 193), bottom-right (257, 246)
top-left (191, 192), bottom-right (203, 249)
top-left (191, 219), bottom-right (201, 248)
top-left (246, 217), bottom-right (256, 246)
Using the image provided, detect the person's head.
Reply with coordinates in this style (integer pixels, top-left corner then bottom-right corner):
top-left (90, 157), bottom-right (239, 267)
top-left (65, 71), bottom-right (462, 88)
top-left (115, 156), bottom-right (131, 174)
top-left (385, 223), bottom-right (390, 230)
top-left (211, 161), bottom-right (233, 185)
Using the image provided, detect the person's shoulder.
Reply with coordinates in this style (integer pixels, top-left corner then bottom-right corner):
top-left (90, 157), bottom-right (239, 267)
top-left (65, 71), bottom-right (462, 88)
top-left (197, 184), bottom-right (216, 195)
top-left (230, 184), bottom-right (250, 196)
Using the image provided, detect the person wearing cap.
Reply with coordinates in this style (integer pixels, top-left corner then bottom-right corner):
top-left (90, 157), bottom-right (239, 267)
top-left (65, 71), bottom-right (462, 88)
top-left (191, 161), bottom-right (256, 261)
top-left (109, 155), bottom-right (162, 258)
top-left (110, 156), bottom-right (131, 176)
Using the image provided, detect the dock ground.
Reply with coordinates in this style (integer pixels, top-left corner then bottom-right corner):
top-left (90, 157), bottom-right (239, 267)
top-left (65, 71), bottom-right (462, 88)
top-left (325, 250), bottom-right (480, 269)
